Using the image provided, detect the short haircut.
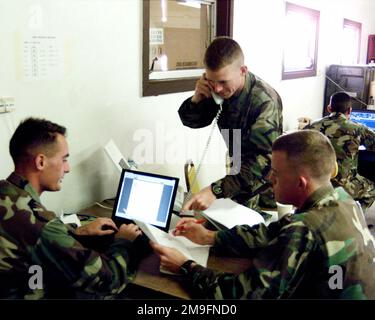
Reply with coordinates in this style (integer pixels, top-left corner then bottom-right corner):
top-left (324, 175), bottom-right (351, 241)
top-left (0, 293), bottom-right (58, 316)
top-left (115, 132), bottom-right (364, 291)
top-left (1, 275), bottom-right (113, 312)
top-left (329, 91), bottom-right (352, 113)
top-left (9, 117), bottom-right (66, 165)
top-left (204, 37), bottom-right (244, 71)
top-left (272, 130), bottom-right (336, 180)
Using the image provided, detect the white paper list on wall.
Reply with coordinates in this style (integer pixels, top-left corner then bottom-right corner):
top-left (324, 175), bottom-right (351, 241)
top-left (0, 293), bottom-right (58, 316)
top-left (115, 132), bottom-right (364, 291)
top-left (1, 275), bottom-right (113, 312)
top-left (21, 34), bottom-right (63, 81)
top-left (0, 97), bottom-right (15, 114)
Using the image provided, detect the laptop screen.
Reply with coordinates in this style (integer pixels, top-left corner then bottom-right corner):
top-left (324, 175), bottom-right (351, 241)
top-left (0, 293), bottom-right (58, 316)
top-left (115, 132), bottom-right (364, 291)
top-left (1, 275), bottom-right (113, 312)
top-left (112, 169), bottom-right (179, 231)
top-left (351, 110), bottom-right (375, 131)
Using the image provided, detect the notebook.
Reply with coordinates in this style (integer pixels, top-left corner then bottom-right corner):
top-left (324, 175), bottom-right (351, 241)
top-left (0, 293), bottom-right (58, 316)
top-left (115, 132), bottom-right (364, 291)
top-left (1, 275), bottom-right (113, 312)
top-left (112, 169), bottom-right (179, 232)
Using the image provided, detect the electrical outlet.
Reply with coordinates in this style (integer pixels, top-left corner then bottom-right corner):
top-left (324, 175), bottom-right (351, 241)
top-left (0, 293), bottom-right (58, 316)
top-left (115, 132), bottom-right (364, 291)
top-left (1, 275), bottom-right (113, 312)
top-left (0, 97), bottom-right (15, 113)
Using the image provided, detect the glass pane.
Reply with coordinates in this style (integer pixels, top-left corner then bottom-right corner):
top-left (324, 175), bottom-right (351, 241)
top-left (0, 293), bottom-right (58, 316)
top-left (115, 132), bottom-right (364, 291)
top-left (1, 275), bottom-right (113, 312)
top-left (341, 25), bottom-right (360, 64)
top-left (284, 11), bottom-right (317, 72)
top-left (149, 0), bottom-right (214, 80)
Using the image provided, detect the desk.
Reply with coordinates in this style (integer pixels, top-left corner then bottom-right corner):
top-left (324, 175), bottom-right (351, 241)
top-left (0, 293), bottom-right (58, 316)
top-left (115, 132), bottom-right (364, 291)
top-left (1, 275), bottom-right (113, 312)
top-left (79, 200), bottom-right (253, 299)
top-left (133, 249), bottom-right (252, 299)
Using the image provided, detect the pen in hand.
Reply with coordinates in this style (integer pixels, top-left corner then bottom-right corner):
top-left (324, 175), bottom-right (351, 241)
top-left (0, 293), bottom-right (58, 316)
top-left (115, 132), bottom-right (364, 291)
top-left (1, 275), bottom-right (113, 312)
top-left (195, 218), bottom-right (206, 224)
top-left (175, 218), bottom-right (206, 231)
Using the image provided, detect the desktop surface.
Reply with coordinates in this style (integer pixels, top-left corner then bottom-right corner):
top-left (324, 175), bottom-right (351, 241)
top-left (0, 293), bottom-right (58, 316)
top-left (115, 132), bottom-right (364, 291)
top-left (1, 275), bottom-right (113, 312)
top-left (79, 200), bottom-right (253, 299)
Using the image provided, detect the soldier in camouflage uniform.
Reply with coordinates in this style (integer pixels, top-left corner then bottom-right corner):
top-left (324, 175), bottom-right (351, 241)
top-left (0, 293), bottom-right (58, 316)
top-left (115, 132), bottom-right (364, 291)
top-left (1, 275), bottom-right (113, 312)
top-left (179, 37), bottom-right (283, 212)
top-left (305, 91), bottom-right (375, 210)
top-left (151, 131), bottom-right (375, 299)
top-left (0, 118), bottom-right (148, 299)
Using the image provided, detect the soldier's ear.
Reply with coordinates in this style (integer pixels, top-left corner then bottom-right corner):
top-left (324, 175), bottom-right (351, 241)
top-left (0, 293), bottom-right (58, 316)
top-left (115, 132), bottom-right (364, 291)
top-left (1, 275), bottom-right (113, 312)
top-left (298, 176), bottom-right (308, 191)
top-left (327, 105), bottom-right (332, 113)
top-left (345, 107), bottom-right (352, 119)
top-left (35, 154), bottom-right (46, 171)
top-left (240, 65), bottom-right (248, 75)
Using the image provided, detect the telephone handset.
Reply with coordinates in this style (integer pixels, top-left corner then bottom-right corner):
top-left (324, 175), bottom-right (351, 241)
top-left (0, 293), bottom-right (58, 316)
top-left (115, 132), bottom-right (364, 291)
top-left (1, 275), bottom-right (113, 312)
top-left (183, 92), bottom-right (224, 208)
top-left (212, 92), bottom-right (224, 105)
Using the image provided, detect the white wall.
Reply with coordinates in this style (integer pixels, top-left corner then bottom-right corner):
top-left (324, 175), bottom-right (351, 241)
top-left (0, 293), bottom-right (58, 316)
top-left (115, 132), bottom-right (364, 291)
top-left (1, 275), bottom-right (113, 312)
top-left (0, 0), bottom-right (226, 213)
top-left (1, 0), bottom-right (374, 213)
top-left (234, 0), bottom-right (375, 130)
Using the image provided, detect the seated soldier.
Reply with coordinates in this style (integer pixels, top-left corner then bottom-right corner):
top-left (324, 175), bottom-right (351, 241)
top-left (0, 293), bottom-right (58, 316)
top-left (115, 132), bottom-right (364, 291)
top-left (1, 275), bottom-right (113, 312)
top-left (0, 117), bottom-right (149, 299)
top-left (151, 130), bottom-right (375, 299)
top-left (305, 91), bottom-right (375, 210)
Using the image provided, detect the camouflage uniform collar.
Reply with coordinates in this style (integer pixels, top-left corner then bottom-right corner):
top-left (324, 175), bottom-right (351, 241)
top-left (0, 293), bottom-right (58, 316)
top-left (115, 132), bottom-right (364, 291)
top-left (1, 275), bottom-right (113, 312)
top-left (7, 172), bottom-right (41, 204)
top-left (329, 112), bottom-right (347, 120)
top-left (228, 72), bottom-right (252, 104)
top-left (243, 71), bottom-right (253, 95)
top-left (295, 185), bottom-right (335, 214)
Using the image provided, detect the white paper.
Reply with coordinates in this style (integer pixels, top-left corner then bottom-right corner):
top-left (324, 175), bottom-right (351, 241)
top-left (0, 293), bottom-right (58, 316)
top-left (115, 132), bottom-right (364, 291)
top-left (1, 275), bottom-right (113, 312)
top-left (134, 219), bottom-right (210, 273)
top-left (169, 213), bottom-right (181, 230)
top-left (104, 139), bottom-right (130, 172)
top-left (202, 198), bottom-right (265, 229)
top-left (22, 34), bottom-right (63, 80)
top-left (60, 213), bottom-right (81, 227)
top-left (150, 28), bottom-right (164, 45)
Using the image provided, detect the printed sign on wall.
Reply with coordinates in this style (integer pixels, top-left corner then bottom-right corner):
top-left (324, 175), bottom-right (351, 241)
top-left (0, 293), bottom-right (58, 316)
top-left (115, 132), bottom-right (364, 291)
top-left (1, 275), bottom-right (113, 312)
top-left (150, 28), bottom-right (164, 45)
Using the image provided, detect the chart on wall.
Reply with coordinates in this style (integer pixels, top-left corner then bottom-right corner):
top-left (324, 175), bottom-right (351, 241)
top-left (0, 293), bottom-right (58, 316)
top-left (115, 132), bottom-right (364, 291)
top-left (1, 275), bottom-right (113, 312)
top-left (20, 34), bottom-right (64, 81)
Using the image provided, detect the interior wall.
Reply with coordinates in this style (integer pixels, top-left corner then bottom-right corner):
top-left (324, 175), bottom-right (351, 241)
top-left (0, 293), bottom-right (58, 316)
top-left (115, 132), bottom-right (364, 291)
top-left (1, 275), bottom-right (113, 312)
top-left (1, 0), bottom-right (374, 213)
top-left (0, 0), bottom-right (227, 213)
top-left (234, 0), bottom-right (375, 130)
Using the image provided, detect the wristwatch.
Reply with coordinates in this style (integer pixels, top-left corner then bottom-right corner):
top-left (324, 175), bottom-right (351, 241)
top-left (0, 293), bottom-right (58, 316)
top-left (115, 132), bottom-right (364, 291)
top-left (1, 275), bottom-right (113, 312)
top-left (211, 182), bottom-right (224, 198)
top-left (179, 259), bottom-right (195, 275)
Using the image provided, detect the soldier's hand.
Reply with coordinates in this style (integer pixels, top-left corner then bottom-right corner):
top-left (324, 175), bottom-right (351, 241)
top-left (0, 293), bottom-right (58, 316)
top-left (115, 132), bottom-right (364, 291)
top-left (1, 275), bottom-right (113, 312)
top-left (182, 185), bottom-right (216, 211)
top-left (75, 218), bottom-right (118, 236)
top-left (173, 218), bottom-right (216, 245)
top-left (150, 241), bottom-right (191, 274)
top-left (115, 223), bottom-right (142, 241)
top-left (191, 73), bottom-right (214, 104)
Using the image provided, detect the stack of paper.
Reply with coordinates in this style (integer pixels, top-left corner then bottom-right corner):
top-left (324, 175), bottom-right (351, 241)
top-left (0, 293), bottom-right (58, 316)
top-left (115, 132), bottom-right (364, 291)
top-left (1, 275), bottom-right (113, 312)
top-left (104, 139), bottom-right (131, 172)
top-left (201, 198), bottom-right (265, 230)
top-left (60, 213), bottom-right (81, 227)
top-left (134, 219), bottom-right (210, 274)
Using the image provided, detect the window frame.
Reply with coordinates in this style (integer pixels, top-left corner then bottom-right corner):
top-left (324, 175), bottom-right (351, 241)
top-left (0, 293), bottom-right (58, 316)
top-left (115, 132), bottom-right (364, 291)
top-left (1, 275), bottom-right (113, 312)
top-left (282, 2), bottom-right (320, 81)
top-left (142, 0), bottom-right (233, 97)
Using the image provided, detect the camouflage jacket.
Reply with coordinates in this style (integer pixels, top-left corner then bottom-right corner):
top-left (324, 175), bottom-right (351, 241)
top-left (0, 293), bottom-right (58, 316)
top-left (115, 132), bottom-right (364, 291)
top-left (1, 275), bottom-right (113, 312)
top-left (178, 72), bottom-right (283, 209)
top-left (0, 172), bottom-right (142, 299)
top-left (305, 112), bottom-right (375, 209)
top-left (187, 186), bottom-right (375, 299)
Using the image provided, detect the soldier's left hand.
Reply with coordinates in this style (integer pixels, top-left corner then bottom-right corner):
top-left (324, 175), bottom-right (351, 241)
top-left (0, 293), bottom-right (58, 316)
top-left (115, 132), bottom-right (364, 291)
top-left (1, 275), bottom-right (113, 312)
top-left (150, 241), bottom-right (190, 274)
top-left (182, 185), bottom-right (216, 211)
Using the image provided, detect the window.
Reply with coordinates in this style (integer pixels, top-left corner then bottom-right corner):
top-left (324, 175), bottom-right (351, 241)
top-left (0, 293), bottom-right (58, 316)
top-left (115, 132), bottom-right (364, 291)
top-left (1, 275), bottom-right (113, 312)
top-left (341, 19), bottom-right (362, 65)
top-left (282, 3), bottom-right (320, 80)
top-left (143, 0), bottom-right (233, 96)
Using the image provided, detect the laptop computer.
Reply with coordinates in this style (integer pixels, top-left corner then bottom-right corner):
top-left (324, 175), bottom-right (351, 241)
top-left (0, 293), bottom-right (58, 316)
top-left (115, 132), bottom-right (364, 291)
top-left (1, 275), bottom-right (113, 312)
top-left (112, 169), bottom-right (179, 232)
